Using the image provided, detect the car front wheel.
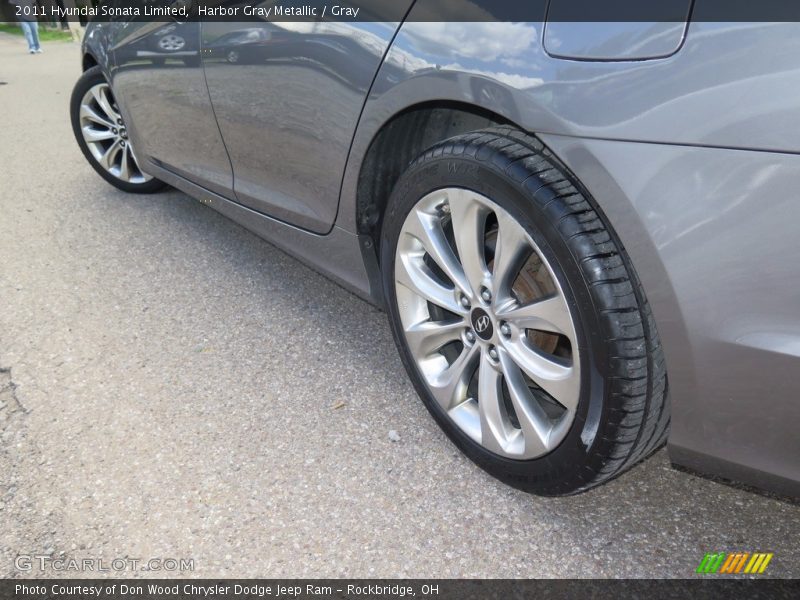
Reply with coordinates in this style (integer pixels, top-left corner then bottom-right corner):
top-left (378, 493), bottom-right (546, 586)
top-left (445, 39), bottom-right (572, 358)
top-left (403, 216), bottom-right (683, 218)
top-left (70, 66), bottom-right (166, 194)
top-left (381, 127), bottom-right (669, 495)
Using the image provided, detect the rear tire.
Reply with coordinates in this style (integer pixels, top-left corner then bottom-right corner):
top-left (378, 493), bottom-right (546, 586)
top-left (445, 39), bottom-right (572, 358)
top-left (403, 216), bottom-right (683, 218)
top-left (71, 66), bottom-right (166, 194)
top-left (381, 127), bottom-right (669, 495)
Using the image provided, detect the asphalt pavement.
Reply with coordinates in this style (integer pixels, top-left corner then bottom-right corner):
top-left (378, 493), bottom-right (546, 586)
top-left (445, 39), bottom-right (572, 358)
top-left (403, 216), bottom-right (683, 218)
top-left (0, 34), bottom-right (798, 579)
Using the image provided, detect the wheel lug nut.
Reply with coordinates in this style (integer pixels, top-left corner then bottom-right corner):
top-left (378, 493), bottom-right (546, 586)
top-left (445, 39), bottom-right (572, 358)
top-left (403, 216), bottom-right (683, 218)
top-left (117, 119), bottom-right (123, 125)
top-left (112, 128), bottom-right (117, 134)
top-left (460, 296), bottom-right (470, 309)
top-left (488, 346), bottom-right (498, 360)
top-left (465, 330), bottom-right (475, 343)
top-left (500, 323), bottom-right (511, 337)
top-left (120, 141), bottom-right (126, 147)
top-left (481, 289), bottom-right (492, 303)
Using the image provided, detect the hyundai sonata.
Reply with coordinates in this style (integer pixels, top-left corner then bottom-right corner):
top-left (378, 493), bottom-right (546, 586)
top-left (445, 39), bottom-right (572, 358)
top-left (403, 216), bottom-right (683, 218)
top-left (71, 2), bottom-right (799, 496)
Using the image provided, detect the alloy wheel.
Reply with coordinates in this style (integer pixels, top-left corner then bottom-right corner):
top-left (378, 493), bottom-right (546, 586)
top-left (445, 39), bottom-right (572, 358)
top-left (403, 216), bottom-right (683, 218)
top-left (394, 188), bottom-right (580, 459)
top-left (158, 34), bottom-right (186, 52)
top-left (79, 83), bottom-right (152, 185)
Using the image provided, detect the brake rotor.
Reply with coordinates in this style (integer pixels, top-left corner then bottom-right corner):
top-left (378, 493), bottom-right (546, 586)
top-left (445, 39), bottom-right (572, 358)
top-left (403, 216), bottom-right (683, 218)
top-left (486, 229), bottom-right (559, 355)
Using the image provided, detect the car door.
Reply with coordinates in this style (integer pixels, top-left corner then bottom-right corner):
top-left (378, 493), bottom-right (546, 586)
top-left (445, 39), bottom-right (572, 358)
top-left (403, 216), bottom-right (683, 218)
top-left (110, 1), bottom-right (233, 197)
top-left (201, 1), bottom-right (414, 233)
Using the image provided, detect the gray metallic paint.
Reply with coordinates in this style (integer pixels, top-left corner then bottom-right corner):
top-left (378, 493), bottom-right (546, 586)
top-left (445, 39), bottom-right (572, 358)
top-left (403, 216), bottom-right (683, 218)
top-left (81, 5), bottom-right (800, 496)
top-left (200, 17), bottom-right (413, 233)
top-left (110, 21), bottom-right (235, 197)
top-left (541, 135), bottom-right (800, 497)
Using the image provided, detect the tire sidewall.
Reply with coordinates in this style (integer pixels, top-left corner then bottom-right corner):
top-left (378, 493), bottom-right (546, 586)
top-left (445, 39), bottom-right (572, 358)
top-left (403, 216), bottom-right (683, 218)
top-left (381, 154), bottom-right (612, 494)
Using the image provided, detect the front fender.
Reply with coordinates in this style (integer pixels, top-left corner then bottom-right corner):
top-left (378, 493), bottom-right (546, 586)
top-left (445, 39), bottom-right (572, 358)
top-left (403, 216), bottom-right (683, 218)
top-left (81, 21), bottom-right (117, 79)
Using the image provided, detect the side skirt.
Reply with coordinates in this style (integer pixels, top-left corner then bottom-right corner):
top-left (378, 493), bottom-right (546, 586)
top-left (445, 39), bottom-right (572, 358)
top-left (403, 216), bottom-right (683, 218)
top-left (145, 162), bottom-right (379, 306)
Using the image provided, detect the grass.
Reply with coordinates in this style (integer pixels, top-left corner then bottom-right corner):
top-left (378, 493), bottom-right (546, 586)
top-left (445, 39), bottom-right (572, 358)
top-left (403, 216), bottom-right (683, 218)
top-left (0, 22), bottom-right (74, 42)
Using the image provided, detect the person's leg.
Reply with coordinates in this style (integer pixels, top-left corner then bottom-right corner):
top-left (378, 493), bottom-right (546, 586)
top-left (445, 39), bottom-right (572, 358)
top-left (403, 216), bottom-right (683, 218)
top-left (19, 22), bottom-right (36, 52)
top-left (31, 21), bottom-right (42, 52)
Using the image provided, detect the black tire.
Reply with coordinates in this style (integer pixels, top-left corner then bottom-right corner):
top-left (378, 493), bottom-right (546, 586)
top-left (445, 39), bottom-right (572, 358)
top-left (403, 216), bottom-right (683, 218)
top-left (381, 126), bottom-right (669, 495)
top-left (70, 66), bottom-right (166, 194)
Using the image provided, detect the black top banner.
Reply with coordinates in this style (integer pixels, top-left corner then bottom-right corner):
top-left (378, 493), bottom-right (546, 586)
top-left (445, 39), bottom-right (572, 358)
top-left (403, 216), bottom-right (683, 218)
top-left (14, 0), bottom-right (800, 23)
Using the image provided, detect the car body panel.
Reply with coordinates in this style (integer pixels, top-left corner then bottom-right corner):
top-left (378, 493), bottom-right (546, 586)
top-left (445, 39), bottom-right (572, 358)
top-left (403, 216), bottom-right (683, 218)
top-left (337, 19), bottom-right (800, 233)
top-left (200, 2), bottom-right (413, 233)
top-left (540, 134), bottom-right (800, 497)
top-left (143, 159), bottom-right (375, 302)
top-left (110, 17), bottom-right (233, 196)
top-left (80, 4), bottom-right (800, 496)
top-left (341, 20), bottom-right (800, 233)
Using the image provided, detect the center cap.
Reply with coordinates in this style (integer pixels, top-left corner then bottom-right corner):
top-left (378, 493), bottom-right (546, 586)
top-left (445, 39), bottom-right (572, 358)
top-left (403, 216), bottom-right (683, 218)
top-left (470, 308), bottom-right (494, 341)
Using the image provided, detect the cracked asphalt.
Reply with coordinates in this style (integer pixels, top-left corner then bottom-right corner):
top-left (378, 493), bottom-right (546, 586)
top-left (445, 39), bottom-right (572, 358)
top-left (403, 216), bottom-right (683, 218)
top-left (0, 35), bottom-right (798, 579)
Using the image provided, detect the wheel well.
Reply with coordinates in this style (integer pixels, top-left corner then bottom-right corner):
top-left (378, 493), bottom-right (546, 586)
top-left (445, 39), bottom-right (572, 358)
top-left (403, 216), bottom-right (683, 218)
top-left (356, 102), bottom-right (511, 244)
top-left (82, 53), bottom-right (98, 72)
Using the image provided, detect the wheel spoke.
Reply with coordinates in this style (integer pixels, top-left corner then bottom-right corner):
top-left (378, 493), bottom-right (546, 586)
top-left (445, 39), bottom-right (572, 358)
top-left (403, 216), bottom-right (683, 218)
top-left (428, 343), bottom-right (479, 411)
top-left (99, 139), bottom-right (122, 171)
top-left (477, 352), bottom-right (510, 454)
top-left (448, 189), bottom-right (490, 298)
top-left (491, 211), bottom-right (529, 300)
top-left (91, 84), bottom-right (118, 122)
top-left (496, 294), bottom-right (574, 339)
top-left (499, 350), bottom-right (551, 454)
top-left (128, 143), bottom-right (140, 167)
top-left (119, 145), bottom-right (131, 182)
top-left (503, 339), bottom-right (579, 411)
top-left (396, 251), bottom-right (466, 315)
top-left (404, 207), bottom-right (470, 296)
top-left (80, 104), bottom-right (114, 129)
top-left (404, 319), bottom-right (464, 357)
top-left (128, 144), bottom-right (146, 179)
top-left (82, 126), bottom-right (115, 143)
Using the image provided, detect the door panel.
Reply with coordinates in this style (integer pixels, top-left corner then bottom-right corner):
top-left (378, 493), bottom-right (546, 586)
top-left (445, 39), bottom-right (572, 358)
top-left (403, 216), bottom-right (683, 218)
top-left (201, 1), bottom-right (413, 233)
top-left (111, 4), bottom-right (233, 196)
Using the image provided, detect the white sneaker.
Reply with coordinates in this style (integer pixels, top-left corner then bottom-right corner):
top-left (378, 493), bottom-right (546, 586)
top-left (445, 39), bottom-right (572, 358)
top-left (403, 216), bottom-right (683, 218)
top-left (35, 48), bottom-right (43, 54)
top-left (29, 49), bottom-right (35, 54)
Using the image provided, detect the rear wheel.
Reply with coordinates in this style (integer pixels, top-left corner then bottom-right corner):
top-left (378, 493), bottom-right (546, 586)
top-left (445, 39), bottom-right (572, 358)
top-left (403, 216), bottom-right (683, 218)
top-left (70, 66), bottom-right (166, 194)
top-left (381, 127), bottom-right (669, 495)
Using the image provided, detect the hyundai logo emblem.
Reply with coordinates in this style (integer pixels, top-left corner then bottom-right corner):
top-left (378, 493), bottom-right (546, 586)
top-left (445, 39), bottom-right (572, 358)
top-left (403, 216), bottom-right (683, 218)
top-left (471, 308), bottom-right (494, 340)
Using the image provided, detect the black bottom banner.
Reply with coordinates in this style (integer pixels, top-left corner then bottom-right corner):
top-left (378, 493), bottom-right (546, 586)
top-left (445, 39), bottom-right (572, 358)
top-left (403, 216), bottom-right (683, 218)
top-left (2, 579), bottom-right (799, 600)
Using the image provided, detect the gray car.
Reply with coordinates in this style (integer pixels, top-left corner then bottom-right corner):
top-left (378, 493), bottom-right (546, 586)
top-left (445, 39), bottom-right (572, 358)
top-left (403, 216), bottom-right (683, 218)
top-left (70, 2), bottom-right (799, 497)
